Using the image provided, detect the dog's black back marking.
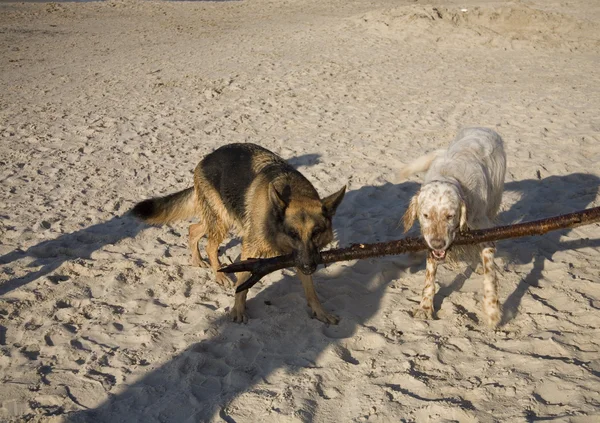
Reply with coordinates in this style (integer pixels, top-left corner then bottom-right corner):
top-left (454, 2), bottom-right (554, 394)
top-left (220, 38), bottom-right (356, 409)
top-left (202, 143), bottom-right (319, 219)
top-left (201, 144), bottom-right (269, 218)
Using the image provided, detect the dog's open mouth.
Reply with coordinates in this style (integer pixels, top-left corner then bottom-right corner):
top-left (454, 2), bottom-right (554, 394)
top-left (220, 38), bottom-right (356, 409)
top-left (432, 249), bottom-right (446, 260)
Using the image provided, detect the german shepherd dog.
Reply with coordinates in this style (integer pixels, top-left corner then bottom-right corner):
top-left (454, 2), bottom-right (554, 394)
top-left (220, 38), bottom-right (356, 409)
top-left (131, 143), bottom-right (346, 324)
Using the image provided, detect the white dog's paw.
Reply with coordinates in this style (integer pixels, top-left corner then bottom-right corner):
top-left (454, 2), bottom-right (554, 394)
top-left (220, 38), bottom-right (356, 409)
top-left (412, 305), bottom-right (434, 320)
top-left (483, 299), bottom-right (502, 328)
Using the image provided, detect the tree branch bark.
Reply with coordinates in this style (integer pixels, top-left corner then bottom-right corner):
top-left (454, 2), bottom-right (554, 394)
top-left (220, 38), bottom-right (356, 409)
top-left (219, 206), bottom-right (600, 293)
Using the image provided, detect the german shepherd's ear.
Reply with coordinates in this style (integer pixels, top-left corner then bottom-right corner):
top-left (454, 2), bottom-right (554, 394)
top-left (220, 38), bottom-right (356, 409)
top-left (268, 183), bottom-right (289, 211)
top-left (402, 193), bottom-right (419, 233)
top-left (459, 199), bottom-right (468, 232)
top-left (321, 185), bottom-right (346, 217)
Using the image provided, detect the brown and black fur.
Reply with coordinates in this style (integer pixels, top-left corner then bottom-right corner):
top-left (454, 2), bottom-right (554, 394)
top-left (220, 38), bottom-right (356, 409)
top-left (131, 143), bottom-right (346, 324)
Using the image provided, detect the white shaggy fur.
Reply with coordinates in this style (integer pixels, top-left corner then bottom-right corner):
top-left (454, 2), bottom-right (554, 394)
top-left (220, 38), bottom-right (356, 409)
top-left (401, 127), bottom-right (506, 327)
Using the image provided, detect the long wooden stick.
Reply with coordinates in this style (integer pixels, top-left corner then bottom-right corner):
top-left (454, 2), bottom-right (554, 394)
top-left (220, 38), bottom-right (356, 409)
top-left (219, 206), bottom-right (600, 293)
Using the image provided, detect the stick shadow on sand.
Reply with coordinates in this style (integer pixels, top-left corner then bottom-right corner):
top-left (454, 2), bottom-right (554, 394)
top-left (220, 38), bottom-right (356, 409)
top-left (66, 181), bottom-right (427, 422)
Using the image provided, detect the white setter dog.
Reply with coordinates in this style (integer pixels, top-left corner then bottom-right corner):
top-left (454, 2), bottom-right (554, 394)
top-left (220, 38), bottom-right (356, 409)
top-left (400, 127), bottom-right (506, 327)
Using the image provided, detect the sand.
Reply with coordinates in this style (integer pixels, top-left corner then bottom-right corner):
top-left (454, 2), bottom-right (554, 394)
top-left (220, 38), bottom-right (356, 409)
top-left (1, 0), bottom-right (600, 421)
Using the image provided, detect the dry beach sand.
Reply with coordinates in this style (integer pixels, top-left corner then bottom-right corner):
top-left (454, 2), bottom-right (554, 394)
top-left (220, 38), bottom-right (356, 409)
top-left (1, 0), bottom-right (600, 421)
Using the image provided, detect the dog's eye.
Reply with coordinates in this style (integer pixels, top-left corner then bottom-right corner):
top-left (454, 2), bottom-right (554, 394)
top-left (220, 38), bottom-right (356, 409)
top-left (446, 214), bottom-right (455, 221)
top-left (422, 213), bottom-right (429, 219)
top-left (287, 229), bottom-right (300, 240)
top-left (312, 227), bottom-right (324, 239)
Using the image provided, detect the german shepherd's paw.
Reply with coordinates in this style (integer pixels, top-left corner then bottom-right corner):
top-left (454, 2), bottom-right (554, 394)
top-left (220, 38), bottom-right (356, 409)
top-left (313, 310), bottom-right (340, 325)
top-left (215, 273), bottom-right (234, 288)
top-left (230, 307), bottom-right (248, 324)
top-left (190, 255), bottom-right (210, 268)
top-left (412, 306), bottom-right (434, 320)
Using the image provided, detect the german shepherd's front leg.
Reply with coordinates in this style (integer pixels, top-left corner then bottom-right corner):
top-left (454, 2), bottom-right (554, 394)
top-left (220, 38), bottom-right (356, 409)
top-left (230, 244), bottom-right (256, 323)
top-left (231, 271), bottom-right (250, 323)
top-left (296, 271), bottom-right (339, 325)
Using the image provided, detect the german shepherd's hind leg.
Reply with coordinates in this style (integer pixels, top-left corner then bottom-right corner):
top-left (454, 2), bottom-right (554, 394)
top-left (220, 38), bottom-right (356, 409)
top-left (188, 222), bottom-right (209, 268)
top-left (206, 229), bottom-right (233, 288)
top-left (297, 271), bottom-right (339, 325)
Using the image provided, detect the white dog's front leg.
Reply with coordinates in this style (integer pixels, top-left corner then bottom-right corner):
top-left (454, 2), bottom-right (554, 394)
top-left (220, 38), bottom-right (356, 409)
top-left (414, 253), bottom-right (438, 320)
top-left (481, 245), bottom-right (501, 327)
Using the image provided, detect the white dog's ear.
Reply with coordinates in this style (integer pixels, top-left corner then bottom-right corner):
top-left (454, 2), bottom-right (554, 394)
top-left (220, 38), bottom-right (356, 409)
top-left (402, 193), bottom-right (419, 233)
top-left (459, 200), bottom-right (468, 232)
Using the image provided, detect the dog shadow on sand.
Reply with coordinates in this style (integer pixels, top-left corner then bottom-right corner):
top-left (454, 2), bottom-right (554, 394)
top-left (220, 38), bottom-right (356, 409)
top-left (1, 155), bottom-right (448, 421)
top-left (0, 216), bottom-right (145, 296)
top-left (497, 172), bottom-right (600, 324)
top-left (432, 172), bottom-right (600, 326)
top-left (8, 167), bottom-right (599, 421)
top-left (65, 180), bottom-right (432, 422)
top-left (0, 154), bottom-right (323, 297)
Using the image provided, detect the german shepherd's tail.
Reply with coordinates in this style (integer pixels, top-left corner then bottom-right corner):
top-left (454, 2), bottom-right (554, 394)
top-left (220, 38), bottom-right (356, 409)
top-left (130, 187), bottom-right (196, 225)
top-left (397, 149), bottom-right (446, 180)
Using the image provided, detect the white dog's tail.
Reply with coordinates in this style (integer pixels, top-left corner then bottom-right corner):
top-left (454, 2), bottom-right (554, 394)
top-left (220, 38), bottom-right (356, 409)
top-left (397, 149), bottom-right (446, 180)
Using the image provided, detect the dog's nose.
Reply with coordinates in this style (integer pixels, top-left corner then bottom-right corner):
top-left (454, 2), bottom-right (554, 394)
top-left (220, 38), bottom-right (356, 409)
top-left (429, 238), bottom-right (445, 250)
